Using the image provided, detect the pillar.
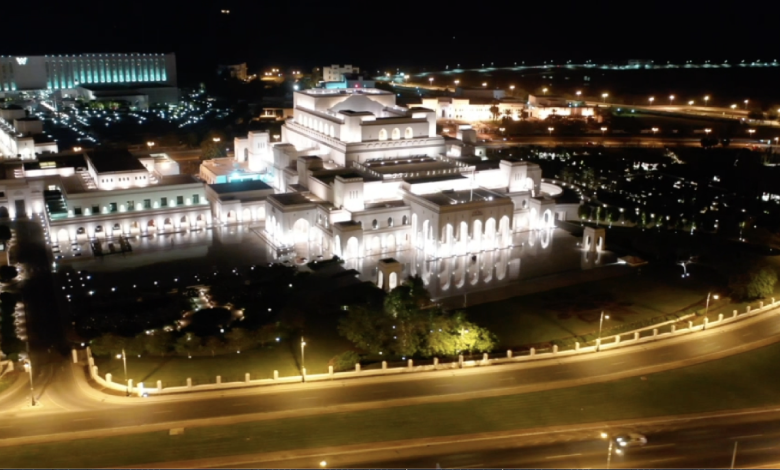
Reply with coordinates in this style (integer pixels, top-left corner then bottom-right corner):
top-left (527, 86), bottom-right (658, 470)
top-left (329, 365), bottom-right (334, 376)
top-left (671, 325), bottom-right (676, 334)
top-left (718, 313), bottom-right (723, 322)
top-left (688, 321), bottom-right (693, 330)
top-left (128, 379), bottom-right (133, 392)
top-left (482, 353), bottom-right (488, 363)
top-left (273, 370), bottom-right (279, 380)
top-left (552, 344), bottom-right (558, 354)
top-left (71, 349), bottom-right (78, 364)
top-left (433, 357), bottom-right (439, 367)
top-left (157, 380), bottom-right (162, 392)
top-left (245, 373), bottom-right (250, 383)
top-left (704, 318), bottom-right (708, 330)
top-left (106, 373), bottom-right (112, 383)
top-left (733, 310), bottom-right (738, 318)
top-left (382, 361), bottom-right (387, 370)
top-left (458, 354), bottom-right (464, 368)
top-left (507, 350), bottom-right (513, 358)
top-left (747, 305), bottom-right (751, 313)
top-left (760, 301), bottom-right (764, 309)
top-left (615, 335), bottom-right (621, 343)
top-left (355, 363), bottom-right (361, 373)
top-left (187, 378), bottom-right (192, 388)
top-left (530, 347), bottom-right (535, 356)
top-left (407, 359), bottom-right (413, 369)
top-left (635, 332), bottom-right (640, 340)
top-left (653, 328), bottom-right (658, 337)
top-left (575, 342), bottom-right (580, 351)
top-left (216, 375), bottom-right (221, 384)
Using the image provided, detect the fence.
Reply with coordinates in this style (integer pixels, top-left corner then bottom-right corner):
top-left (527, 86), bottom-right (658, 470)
top-left (81, 297), bottom-right (779, 397)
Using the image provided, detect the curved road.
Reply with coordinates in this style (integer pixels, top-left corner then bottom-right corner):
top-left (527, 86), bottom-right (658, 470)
top-left (1, 304), bottom-right (780, 442)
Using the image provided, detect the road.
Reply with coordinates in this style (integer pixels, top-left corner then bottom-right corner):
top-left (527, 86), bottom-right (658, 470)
top-left (2, 299), bottom-right (780, 444)
top-left (470, 135), bottom-right (758, 148)
top-left (217, 409), bottom-right (780, 469)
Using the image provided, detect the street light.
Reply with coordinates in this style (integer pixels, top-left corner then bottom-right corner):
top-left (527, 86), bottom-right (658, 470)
top-left (669, 95), bottom-right (675, 105)
top-left (547, 127), bottom-right (554, 136)
top-left (651, 127), bottom-right (659, 135)
top-left (117, 348), bottom-right (129, 396)
top-left (482, 82), bottom-right (487, 87)
top-left (688, 100), bottom-right (695, 106)
top-left (602, 93), bottom-right (609, 103)
top-left (705, 128), bottom-right (712, 135)
top-left (705, 292), bottom-right (719, 318)
top-left (576, 90), bottom-right (582, 98)
top-left (146, 141), bottom-right (155, 150)
top-left (23, 360), bottom-right (36, 406)
top-left (542, 87), bottom-right (548, 95)
top-left (300, 337), bottom-right (306, 381)
top-left (597, 311), bottom-right (610, 351)
top-left (602, 432), bottom-right (615, 469)
top-left (454, 80), bottom-right (460, 86)
top-left (212, 137), bottom-right (221, 143)
top-left (648, 97), bottom-right (654, 105)
top-left (429, 77), bottom-right (434, 86)
top-left (744, 99), bottom-right (749, 110)
top-left (73, 146), bottom-right (82, 152)
top-left (704, 95), bottom-right (710, 106)
top-left (748, 129), bottom-right (756, 138)
top-left (600, 127), bottom-right (607, 136)
top-left (731, 104), bottom-right (737, 110)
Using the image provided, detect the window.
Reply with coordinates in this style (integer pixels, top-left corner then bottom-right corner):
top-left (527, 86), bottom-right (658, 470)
top-left (0, 192), bottom-right (5, 198)
top-left (144, 199), bottom-right (152, 209)
top-left (92, 205), bottom-right (99, 214)
top-left (372, 219), bottom-right (378, 229)
top-left (388, 217), bottom-right (394, 227)
top-left (109, 202), bottom-right (118, 213)
top-left (127, 201), bottom-right (134, 211)
top-left (74, 207), bottom-right (82, 216)
top-left (402, 215), bottom-right (408, 225)
top-left (176, 196), bottom-right (184, 205)
top-left (161, 197), bottom-right (168, 207)
top-left (193, 194), bottom-right (200, 204)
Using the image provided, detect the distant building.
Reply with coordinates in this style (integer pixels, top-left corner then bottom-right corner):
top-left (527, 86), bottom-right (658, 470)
top-left (323, 64), bottom-right (359, 82)
top-left (526, 94), bottom-right (595, 120)
top-left (455, 87), bottom-right (506, 100)
top-left (218, 63), bottom-right (248, 81)
top-left (0, 106), bottom-right (58, 159)
top-left (413, 97), bottom-right (525, 121)
top-left (320, 74), bottom-right (375, 90)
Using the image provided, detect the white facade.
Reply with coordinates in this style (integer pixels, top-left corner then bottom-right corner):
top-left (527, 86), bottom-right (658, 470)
top-left (0, 116), bottom-right (58, 159)
top-left (415, 97), bottom-right (525, 122)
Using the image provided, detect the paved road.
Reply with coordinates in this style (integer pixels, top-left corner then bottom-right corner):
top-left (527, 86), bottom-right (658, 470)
top-left (1, 302), bottom-right (780, 443)
top-left (214, 409), bottom-right (780, 469)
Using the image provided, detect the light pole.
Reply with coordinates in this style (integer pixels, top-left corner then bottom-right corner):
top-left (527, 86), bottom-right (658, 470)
top-left (23, 360), bottom-right (35, 406)
top-left (601, 127), bottom-right (607, 137)
top-left (744, 99), bottom-right (749, 110)
top-left (146, 141), bottom-right (155, 151)
top-left (547, 127), bottom-right (554, 137)
top-left (117, 349), bottom-right (129, 396)
top-left (748, 129), bottom-right (756, 139)
top-left (454, 80), bottom-right (460, 87)
top-left (705, 128), bottom-right (712, 136)
top-left (705, 292), bottom-right (719, 317)
top-left (429, 77), bottom-right (434, 87)
top-left (669, 94), bottom-right (675, 105)
top-left (300, 337), bottom-right (306, 381)
top-left (602, 93), bottom-right (608, 103)
top-left (688, 100), bottom-right (695, 106)
top-left (576, 90), bottom-right (582, 99)
top-left (648, 96), bottom-right (654, 106)
top-left (597, 311), bottom-right (610, 351)
top-left (542, 87), bottom-right (548, 95)
top-left (652, 127), bottom-right (659, 136)
top-left (704, 95), bottom-right (710, 106)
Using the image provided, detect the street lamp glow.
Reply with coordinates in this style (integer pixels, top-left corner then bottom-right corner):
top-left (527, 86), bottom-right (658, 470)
top-left (744, 99), bottom-right (749, 109)
top-left (320, 461), bottom-right (327, 467)
top-left (652, 127), bottom-right (659, 135)
top-left (601, 93), bottom-right (609, 103)
top-left (705, 128), bottom-right (712, 134)
top-left (704, 95), bottom-right (710, 106)
top-left (688, 100), bottom-right (695, 106)
top-left (146, 141), bottom-right (155, 149)
top-left (300, 337), bottom-right (307, 381)
top-left (510, 85), bottom-right (515, 90)
top-left (542, 87), bottom-right (548, 95)
top-left (731, 104), bottom-right (737, 110)
top-left (454, 80), bottom-right (460, 86)
top-left (482, 82), bottom-right (487, 87)
top-left (669, 95), bottom-right (675, 105)
top-left (429, 77), bottom-right (434, 85)
top-left (648, 96), bottom-right (654, 105)
top-left (576, 90), bottom-right (582, 97)
top-left (547, 127), bottom-right (554, 136)
top-left (600, 127), bottom-right (607, 136)
top-left (748, 129), bottom-right (756, 136)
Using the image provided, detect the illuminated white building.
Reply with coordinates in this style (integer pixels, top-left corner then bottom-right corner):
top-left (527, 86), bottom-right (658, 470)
top-left (222, 87), bottom-right (581, 262)
top-left (526, 95), bottom-right (595, 120)
top-left (413, 97), bottom-right (526, 121)
top-left (0, 106), bottom-right (58, 159)
top-left (323, 64), bottom-right (359, 82)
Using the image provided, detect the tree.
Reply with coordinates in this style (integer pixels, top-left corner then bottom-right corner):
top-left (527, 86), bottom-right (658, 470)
top-left (329, 351), bottom-right (361, 372)
top-left (89, 333), bottom-right (128, 356)
top-left (729, 264), bottom-right (778, 301)
top-left (489, 104), bottom-right (500, 121)
top-left (0, 225), bottom-right (11, 242)
top-left (0, 265), bottom-right (18, 282)
top-left (338, 305), bottom-right (388, 354)
top-left (204, 336), bottom-right (224, 356)
top-left (577, 205), bottom-right (591, 221)
top-left (143, 332), bottom-right (174, 356)
top-left (174, 332), bottom-right (202, 356)
top-left (225, 328), bottom-right (255, 352)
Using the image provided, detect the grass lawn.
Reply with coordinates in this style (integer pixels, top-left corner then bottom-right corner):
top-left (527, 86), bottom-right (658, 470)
top-left (466, 263), bottom-right (778, 350)
top-left (9, 339), bottom-right (780, 468)
top-left (94, 313), bottom-right (353, 387)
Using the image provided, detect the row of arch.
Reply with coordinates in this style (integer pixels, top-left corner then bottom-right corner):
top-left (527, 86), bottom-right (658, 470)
top-left (54, 214), bottom-right (209, 242)
top-left (411, 215), bottom-right (513, 257)
top-left (378, 127), bottom-right (414, 141)
top-left (412, 249), bottom-right (517, 292)
top-left (298, 114), bottom-right (336, 138)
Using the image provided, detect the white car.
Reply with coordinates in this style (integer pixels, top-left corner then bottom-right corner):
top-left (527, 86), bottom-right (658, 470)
top-left (615, 433), bottom-right (647, 447)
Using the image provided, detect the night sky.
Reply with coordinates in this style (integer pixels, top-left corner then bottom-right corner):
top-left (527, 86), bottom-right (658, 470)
top-left (6, 0), bottom-right (779, 85)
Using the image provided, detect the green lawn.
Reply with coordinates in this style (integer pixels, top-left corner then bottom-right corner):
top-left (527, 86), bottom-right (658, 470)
top-left (94, 314), bottom-right (353, 387)
top-left (9, 340), bottom-right (780, 468)
top-left (466, 264), bottom-right (776, 349)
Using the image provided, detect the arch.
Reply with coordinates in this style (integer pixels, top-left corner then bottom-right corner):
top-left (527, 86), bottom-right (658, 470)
top-left (459, 221), bottom-right (469, 254)
top-left (95, 225), bottom-right (104, 238)
top-left (377, 270), bottom-right (384, 289)
top-left (196, 214), bottom-right (205, 228)
top-left (472, 219), bottom-right (483, 252)
top-left (292, 218), bottom-right (311, 245)
top-left (404, 127), bottom-right (413, 139)
top-left (411, 213), bottom-right (418, 247)
top-left (163, 218), bottom-right (173, 232)
top-left (378, 129), bottom-right (388, 141)
top-left (387, 217), bottom-right (394, 227)
top-left (56, 228), bottom-right (70, 243)
top-left (345, 236), bottom-right (360, 259)
top-left (242, 208), bottom-right (251, 222)
top-left (485, 218), bottom-right (497, 249)
top-left (0, 207), bottom-right (8, 219)
top-left (330, 125), bottom-right (335, 137)
top-left (543, 209), bottom-right (553, 227)
top-left (498, 216), bottom-right (511, 248)
top-left (130, 221), bottom-right (140, 235)
top-left (402, 215), bottom-right (409, 225)
top-left (372, 219), bottom-right (378, 229)
top-left (391, 128), bottom-right (400, 140)
top-left (76, 227), bottom-right (87, 241)
top-left (370, 236), bottom-right (380, 253)
top-left (243, 148), bottom-right (249, 162)
top-left (540, 228), bottom-right (551, 249)
top-left (422, 219), bottom-right (431, 251)
top-left (389, 272), bottom-right (398, 289)
top-left (226, 211), bottom-right (237, 224)
top-left (385, 233), bottom-right (396, 252)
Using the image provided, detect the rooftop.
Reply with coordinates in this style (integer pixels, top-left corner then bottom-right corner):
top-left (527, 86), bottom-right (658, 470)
top-left (86, 149), bottom-right (147, 173)
top-left (419, 188), bottom-right (509, 207)
top-left (208, 180), bottom-right (273, 194)
top-left (269, 193), bottom-right (319, 206)
top-left (298, 88), bottom-right (392, 97)
top-left (23, 154), bottom-right (87, 171)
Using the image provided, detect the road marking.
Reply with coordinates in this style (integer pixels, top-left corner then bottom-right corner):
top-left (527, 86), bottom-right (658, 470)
top-left (72, 418), bottom-right (95, 422)
top-left (731, 434), bottom-right (763, 439)
top-left (545, 453), bottom-right (582, 459)
top-left (641, 443), bottom-right (676, 449)
top-left (611, 361), bottom-right (626, 365)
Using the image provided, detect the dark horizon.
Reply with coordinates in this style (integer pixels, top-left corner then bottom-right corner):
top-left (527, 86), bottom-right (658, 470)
top-left (5, 1), bottom-right (780, 85)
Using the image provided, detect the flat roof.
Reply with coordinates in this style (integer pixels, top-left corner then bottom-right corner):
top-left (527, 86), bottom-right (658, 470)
top-left (208, 180), bottom-right (273, 194)
top-left (23, 153), bottom-right (87, 171)
top-left (419, 188), bottom-right (508, 207)
top-left (312, 169), bottom-right (380, 185)
top-left (78, 83), bottom-right (174, 91)
top-left (404, 174), bottom-right (467, 184)
top-left (86, 149), bottom-right (147, 173)
top-left (269, 193), bottom-right (317, 206)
